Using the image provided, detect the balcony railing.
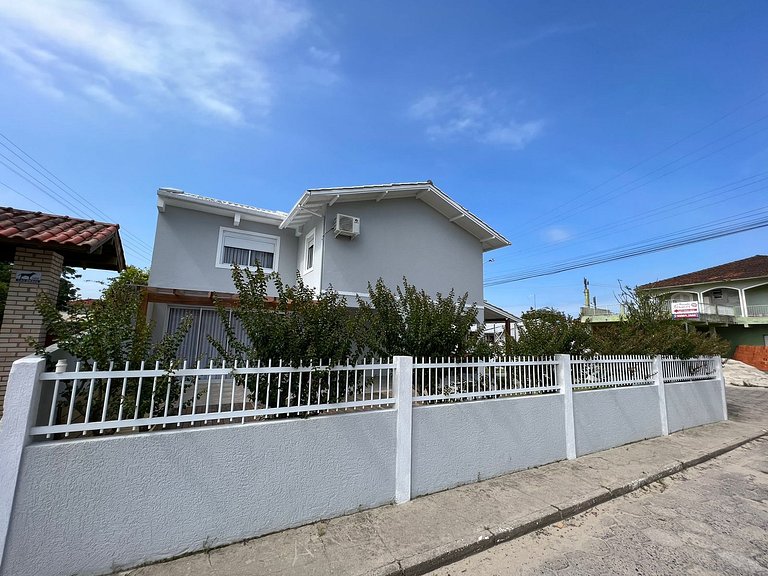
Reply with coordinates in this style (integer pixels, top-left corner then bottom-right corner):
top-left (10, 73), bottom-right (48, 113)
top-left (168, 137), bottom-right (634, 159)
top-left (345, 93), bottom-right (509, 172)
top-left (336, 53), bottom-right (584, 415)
top-left (734, 304), bottom-right (768, 317)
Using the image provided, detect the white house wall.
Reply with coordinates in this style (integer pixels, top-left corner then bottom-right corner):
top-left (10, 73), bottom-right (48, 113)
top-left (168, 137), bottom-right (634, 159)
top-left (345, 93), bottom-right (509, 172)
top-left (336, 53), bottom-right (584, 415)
top-left (149, 205), bottom-right (299, 295)
top-left (321, 198), bottom-right (484, 307)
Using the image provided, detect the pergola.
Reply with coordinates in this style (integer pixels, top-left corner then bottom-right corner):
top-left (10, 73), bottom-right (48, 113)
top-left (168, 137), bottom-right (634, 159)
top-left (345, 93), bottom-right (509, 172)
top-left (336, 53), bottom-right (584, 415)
top-left (0, 207), bottom-right (125, 417)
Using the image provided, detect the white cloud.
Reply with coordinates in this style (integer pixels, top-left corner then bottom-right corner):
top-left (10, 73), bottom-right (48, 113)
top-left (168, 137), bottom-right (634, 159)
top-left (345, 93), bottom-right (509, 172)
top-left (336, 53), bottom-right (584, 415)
top-left (482, 120), bottom-right (544, 148)
top-left (0, 0), bottom-right (336, 123)
top-left (409, 87), bottom-right (543, 148)
top-left (543, 227), bottom-right (572, 243)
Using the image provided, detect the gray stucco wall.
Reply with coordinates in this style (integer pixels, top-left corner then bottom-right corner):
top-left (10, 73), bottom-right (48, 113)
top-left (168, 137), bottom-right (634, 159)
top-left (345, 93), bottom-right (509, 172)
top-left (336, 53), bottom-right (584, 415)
top-left (411, 394), bottom-right (566, 497)
top-left (665, 379), bottom-right (725, 433)
top-left (2, 410), bottom-right (396, 576)
top-left (574, 386), bottom-right (662, 457)
top-left (321, 198), bottom-right (484, 307)
top-left (149, 205), bottom-right (299, 295)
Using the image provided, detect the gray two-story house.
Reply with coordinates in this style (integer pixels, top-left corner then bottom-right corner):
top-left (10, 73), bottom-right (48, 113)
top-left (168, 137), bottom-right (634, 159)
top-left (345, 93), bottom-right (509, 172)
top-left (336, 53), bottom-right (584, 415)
top-left (148, 181), bottom-right (513, 360)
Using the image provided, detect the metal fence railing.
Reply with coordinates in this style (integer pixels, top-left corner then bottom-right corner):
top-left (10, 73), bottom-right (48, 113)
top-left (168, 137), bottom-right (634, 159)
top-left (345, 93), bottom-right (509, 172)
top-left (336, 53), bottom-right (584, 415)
top-left (29, 354), bottom-right (722, 440)
top-left (31, 358), bottom-right (395, 439)
top-left (571, 355), bottom-right (656, 390)
top-left (661, 356), bottom-right (720, 383)
top-left (411, 357), bottom-right (560, 403)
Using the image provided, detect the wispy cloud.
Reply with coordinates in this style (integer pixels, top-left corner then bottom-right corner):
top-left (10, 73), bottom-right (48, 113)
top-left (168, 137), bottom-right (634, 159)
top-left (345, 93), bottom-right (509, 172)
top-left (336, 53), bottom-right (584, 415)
top-left (409, 87), bottom-right (543, 148)
top-left (0, 0), bottom-right (337, 123)
top-left (543, 226), bottom-right (572, 243)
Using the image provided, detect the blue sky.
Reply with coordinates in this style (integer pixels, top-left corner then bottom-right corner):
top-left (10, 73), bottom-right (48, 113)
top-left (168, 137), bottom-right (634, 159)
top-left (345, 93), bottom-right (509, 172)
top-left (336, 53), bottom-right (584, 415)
top-left (0, 1), bottom-right (766, 314)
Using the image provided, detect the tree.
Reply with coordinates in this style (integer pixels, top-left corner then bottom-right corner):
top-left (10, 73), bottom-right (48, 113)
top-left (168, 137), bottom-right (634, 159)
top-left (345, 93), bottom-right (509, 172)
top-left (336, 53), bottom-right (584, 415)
top-left (354, 278), bottom-right (493, 358)
top-left (35, 266), bottom-right (190, 368)
top-left (208, 264), bottom-right (357, 412)
top-left (35, 266), bottom-right (192, 426)
top-left (590, 285), bottom-right (729, 358)
top-left (507, 307), bottom-right (593, 357)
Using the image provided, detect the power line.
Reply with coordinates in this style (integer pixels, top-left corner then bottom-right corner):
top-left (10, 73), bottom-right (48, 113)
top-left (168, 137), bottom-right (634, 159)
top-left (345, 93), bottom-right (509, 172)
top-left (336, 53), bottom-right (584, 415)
top-left (485, 208), bottom-right (768, 285)
top-left (0, 178), bottom-right (152, 265)
top-left (0, 132), bottom-right (154, 252)
top-left (0, 153), bottom-right (154, 260)
top-left (501, 172), bottom-right (768, 263)
top-left (516, 88), bottom-right (768, 235)
top-left (515, 112), bottom-right (768, 238)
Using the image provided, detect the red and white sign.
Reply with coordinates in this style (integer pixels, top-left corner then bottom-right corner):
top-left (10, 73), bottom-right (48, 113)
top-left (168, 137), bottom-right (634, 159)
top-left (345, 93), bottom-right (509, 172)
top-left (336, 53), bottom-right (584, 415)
top-left (671, 301), bottom-right (699, 319)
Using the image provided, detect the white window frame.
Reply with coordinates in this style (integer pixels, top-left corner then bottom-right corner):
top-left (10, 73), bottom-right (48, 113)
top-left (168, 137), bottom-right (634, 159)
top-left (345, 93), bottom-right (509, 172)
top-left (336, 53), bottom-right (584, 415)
top-left (215, 226), bottom-right (280, 273)
top-left (304, 228), bottom-right (316, 274)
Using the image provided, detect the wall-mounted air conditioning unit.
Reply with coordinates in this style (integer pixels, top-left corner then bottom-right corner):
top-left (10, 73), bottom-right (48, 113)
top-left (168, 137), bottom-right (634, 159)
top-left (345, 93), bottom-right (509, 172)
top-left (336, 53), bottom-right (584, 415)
top-left (334, 214), bottom-right (360, 238)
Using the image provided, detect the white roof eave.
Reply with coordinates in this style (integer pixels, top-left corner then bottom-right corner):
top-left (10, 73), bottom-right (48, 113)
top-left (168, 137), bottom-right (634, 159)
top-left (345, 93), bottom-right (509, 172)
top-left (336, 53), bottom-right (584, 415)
top-left (279, 183), bottom-right (510, 251)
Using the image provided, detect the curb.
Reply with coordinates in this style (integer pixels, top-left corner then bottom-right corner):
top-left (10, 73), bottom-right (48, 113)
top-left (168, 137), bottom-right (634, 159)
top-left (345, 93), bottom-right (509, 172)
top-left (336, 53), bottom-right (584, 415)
top-left (376, 429), bottom-right (768, 576)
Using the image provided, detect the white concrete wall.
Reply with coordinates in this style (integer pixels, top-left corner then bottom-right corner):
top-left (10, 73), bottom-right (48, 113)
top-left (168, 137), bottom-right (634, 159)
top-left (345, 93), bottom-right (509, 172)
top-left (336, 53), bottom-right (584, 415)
top-left (574, 386), bottom-right (663, 457)
top-left (0, 357), bottom-right (729, 576)
top-left (666, 379), bottom-right (725, 433)
top-left (411, 394), bottom-right (566, 497)
top-left (1, 410), bottom-right (396, 576)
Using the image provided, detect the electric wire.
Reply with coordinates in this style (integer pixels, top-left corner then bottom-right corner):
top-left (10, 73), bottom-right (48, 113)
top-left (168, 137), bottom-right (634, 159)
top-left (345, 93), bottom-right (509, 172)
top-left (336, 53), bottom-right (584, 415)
top-left (485, 208), bottom-right (768, 285)
top-left (517, 88), bottom-right (768, 235)
top-left (0, 132), bottom-right (154, 253)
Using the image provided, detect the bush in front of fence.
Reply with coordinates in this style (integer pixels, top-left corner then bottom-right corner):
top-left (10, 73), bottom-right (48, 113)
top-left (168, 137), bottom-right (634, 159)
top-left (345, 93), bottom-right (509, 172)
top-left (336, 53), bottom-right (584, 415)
top-left (35, 266), bottom-right (195, 424)
top-left (506, 308), bottom-right (593, 357)
top-left (354, 277), bottom-right (495, 359)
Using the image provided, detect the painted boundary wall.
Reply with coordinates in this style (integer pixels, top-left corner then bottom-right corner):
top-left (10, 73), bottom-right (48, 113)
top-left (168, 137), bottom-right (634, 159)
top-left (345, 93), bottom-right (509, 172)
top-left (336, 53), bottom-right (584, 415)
top-left (666, 379), bottom-right (727, 433)
top-left (2, 409), bottom-right (396, 576)
top-left (411, 394), bottom-right (566, 496)
top-left (0, 355), bottom-right (728, 576)
top-left (574, 386), bottom-right (662, 457)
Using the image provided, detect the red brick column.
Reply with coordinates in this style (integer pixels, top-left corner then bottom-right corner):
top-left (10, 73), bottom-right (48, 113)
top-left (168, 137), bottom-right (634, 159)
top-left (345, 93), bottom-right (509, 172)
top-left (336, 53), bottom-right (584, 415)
top-left (0, 247), bottom-right (63, 417)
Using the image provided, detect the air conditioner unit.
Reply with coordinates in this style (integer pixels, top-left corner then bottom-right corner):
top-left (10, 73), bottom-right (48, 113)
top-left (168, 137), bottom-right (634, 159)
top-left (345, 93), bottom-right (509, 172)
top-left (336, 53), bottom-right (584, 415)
top-left (334, 213), bottom-right (360, 238)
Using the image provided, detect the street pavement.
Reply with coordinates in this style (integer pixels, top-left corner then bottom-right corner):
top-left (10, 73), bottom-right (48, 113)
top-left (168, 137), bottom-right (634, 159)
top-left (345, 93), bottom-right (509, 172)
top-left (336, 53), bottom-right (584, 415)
top-left (427, 435), bottom-right (768, 576)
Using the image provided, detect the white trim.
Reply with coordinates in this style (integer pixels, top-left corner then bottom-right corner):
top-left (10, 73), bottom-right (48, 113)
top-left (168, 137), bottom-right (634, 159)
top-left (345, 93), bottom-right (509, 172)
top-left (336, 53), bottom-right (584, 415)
top-left (303, 227), bottom-right (316, 274)
top-left (215, 226), bottom-right (280, 273)
top-left (336, 290), bottom-right (369, 298)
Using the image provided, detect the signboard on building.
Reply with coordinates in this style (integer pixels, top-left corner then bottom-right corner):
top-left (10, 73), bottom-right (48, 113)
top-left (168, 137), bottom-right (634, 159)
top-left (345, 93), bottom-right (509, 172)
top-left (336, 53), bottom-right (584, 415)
top-left (671, 301), bottom-right (699, 319)
top-left (14, 271), bottom-right (42, 284)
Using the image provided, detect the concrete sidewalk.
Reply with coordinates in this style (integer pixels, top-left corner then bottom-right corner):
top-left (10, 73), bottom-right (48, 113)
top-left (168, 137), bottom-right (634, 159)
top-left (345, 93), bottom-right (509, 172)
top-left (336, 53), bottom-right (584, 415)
top-left (125, 415), bottom-right (767, 576)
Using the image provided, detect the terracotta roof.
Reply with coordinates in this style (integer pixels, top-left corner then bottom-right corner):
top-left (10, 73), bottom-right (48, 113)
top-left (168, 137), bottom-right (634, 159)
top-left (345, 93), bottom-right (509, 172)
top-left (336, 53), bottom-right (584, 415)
top-left (639, 255), bottom-right (768, 289)
top-left (0, 207), bottom-right (125, 270)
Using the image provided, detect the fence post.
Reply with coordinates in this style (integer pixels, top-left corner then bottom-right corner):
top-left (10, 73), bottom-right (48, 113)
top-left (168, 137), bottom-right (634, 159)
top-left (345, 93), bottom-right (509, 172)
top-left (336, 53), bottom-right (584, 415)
top-left (555, 354), bottom-right (576, 460)
top-left (715, 356), bottom-right (728, 421)
top-left (0, 355), bottom-right (46, 570)
top-left (393, 356), bottom-right (413, 504)
top-left (653, 355), bottom-right (669, 436)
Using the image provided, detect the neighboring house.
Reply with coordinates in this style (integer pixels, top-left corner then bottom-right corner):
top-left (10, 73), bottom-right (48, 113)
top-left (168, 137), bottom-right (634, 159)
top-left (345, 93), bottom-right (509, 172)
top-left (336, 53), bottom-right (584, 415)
top-left (147, 181), bottom-right (513, 360)
top-left (581, 255), bottom-right (768, 353)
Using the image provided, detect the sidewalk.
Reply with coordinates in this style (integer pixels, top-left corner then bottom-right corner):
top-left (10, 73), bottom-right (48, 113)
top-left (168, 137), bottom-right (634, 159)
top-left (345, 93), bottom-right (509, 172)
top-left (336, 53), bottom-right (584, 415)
top-left (125, 395), bottom-right (768, 576)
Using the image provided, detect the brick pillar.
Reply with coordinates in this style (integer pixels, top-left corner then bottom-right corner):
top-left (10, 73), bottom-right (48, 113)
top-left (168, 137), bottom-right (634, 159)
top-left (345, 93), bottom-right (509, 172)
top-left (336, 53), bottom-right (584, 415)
top-left (0, 247), bottom-right (63, 417)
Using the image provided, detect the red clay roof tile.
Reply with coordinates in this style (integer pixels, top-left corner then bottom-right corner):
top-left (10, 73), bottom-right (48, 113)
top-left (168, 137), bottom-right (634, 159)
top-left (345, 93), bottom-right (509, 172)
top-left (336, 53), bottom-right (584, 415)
top-left (0, 207), bottom-right (120, 253)
top-left (639, 255), bottom-right (768, 289)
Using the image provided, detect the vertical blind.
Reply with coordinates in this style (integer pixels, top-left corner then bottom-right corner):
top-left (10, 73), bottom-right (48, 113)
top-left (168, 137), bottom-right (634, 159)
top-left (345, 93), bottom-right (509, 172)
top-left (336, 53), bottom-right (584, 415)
top-left (167, 307), bottom-right (252, 364)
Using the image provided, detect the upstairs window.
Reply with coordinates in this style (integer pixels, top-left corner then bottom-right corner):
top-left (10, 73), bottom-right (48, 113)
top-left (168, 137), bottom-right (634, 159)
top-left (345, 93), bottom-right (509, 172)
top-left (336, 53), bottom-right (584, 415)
top-left (216, 227), bottom-right (279, 272)
top-left (304, 229), bottom-right (315, 272)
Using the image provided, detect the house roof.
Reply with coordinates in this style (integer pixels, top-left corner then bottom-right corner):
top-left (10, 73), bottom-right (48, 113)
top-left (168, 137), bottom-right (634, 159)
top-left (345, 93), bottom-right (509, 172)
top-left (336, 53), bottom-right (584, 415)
top-left (639, 255), bottom-right (768, 290)
top-left (483, 301), bottom-right (521, 323)
top-left (0, 207), bottom-right (125, 270)
top-left (280, 181), bottom-right (511, 252)
top-left (157, 188), bottom-right (288, 225)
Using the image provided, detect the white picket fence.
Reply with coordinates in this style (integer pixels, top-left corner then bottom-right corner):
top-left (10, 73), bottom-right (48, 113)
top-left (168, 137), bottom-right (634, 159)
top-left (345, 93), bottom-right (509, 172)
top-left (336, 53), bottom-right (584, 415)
top-left (30, 354), bottom-right (721, 439)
